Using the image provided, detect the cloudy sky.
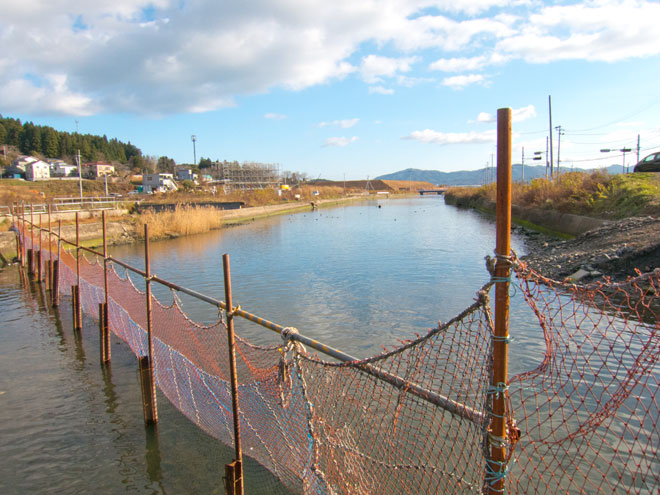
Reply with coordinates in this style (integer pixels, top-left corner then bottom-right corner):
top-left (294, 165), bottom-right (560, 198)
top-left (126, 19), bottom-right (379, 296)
top-left (2, 0), bottom-right (659, 179)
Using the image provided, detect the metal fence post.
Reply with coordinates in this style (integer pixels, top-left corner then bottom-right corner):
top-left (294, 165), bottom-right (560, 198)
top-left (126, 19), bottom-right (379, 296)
top-left (222, 253), bottom-right (244, 495)
top-left (487, 107), bottom-right (513, 494)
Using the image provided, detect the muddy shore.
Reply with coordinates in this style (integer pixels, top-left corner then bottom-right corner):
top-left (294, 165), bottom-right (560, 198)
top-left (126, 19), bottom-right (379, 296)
top-left (519, 216), bottom-right (660, 282)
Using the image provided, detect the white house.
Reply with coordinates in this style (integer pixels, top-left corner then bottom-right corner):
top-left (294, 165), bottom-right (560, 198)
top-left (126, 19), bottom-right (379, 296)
top-left (25, 160), bottom-right (51, 181)
top-left (143, 173), bottom-right (178, 193)
top-left (49, 160), bottom-right (77, 177)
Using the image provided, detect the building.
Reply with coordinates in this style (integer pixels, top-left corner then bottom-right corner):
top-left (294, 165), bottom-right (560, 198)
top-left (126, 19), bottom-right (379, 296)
top-left (25, 160), bottom-right (51, 181)
top-left (3, 156), bottom-right (51, 180)
top-left (143, 173), bottom-right (178, 193)
top-left (83, 162), bottom-right (115, 179)
top-left (175, 167), bottom-right (198, 182)
top-left (49, 160), bottom-right (77, 178)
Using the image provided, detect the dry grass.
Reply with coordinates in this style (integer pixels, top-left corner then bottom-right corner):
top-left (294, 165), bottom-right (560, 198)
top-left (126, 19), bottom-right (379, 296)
top-left (445, 170), bottom-right (660, 218)
top-left (133, 205), bottom-right (224, 239)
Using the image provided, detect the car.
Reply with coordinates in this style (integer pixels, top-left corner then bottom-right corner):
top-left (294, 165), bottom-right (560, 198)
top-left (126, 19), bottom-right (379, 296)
top-left (633, 152), bottom-right (660, 172)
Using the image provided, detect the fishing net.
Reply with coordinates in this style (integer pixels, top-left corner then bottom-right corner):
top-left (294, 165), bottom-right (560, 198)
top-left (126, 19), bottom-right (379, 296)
top-left (17, 225), bottom-right (660, 494)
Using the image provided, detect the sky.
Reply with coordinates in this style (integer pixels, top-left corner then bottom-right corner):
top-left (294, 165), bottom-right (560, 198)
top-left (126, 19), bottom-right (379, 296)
top-left (1, 0), bottom-right (660, 180)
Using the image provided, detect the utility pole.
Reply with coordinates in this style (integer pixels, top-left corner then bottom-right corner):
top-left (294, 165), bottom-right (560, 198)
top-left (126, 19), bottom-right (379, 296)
top-left (637, 134), bottom-right (641, 164)
top-left (191, 135), bottom-right (197, 165)
top-left (555, 125), bottom-right (564, 175)
top-left (548, 95), bottom-right (554, 178)
top-left (521, 146), bottom-right (525, 183)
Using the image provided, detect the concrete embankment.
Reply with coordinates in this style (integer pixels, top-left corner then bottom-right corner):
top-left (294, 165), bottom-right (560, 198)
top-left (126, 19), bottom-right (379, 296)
top-left (443, 194), bottom-right (607, 237)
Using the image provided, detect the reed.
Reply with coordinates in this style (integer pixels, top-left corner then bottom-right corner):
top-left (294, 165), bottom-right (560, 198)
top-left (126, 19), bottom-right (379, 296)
top-left (134, 205), bottom-right (223, 239)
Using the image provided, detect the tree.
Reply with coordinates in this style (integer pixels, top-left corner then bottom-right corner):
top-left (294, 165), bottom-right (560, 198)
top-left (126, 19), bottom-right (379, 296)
top-left (157, 156), bottom-right (176, 173)
top-left (42, 127), bottom-right (60, 157)
top-left (198, 157), bottom-right (213, 169)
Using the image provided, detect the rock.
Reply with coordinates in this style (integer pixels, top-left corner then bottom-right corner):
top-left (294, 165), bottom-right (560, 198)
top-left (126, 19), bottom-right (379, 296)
top-left (566, 268), bottom-right (591, 283)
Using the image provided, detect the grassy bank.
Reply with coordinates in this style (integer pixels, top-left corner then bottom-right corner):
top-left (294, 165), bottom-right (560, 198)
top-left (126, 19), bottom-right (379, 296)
top-left (445, 171), bottom-right (660, 219)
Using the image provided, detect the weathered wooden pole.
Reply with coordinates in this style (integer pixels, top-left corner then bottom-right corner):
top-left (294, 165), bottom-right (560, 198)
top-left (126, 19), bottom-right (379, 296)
top-left (28, 202), bottom-right (34, 276)
top-left (52, 220), bottom-right (61, 308)
top-left (222, 253), bottom-right (244, 495)
top-left (73, 212), bottom-right (82, 332)
top-left (47, 207), bottom-right (53, 291)
top-left (139, 224), bottom-right (158, 424)
top-left (487, 107), bottom-right (513, 495)
top-left (100, 211), bottom-right (111, 363)
top-left (37, 213), bottom-right (43, 283)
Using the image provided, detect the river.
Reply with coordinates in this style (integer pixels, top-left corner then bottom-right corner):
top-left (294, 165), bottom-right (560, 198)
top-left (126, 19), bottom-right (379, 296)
top-left (1, 197), bottom-right (540, 494)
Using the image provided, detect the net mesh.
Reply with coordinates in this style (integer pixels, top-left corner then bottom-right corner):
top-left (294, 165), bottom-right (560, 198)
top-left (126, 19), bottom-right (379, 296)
top-left (18, 226), bottom-right (660, 494)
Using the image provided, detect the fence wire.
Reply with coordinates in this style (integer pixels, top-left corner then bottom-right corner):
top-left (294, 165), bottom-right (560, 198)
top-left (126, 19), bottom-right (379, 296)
top-left (17, 228), bottom-right (660, 494)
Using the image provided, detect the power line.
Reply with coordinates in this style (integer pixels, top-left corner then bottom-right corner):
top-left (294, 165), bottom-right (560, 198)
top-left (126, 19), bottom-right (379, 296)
top-left (565, 93), bottom-right (660, 133)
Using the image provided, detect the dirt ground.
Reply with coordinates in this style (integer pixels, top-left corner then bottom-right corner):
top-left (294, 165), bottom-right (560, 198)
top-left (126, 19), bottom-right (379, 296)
top-left (520, 216), bottom-right (660, 282)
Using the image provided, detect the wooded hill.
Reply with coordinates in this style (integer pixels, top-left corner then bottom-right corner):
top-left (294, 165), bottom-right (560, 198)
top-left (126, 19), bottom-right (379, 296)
top-left (0, 115), bottom-right (143, 166)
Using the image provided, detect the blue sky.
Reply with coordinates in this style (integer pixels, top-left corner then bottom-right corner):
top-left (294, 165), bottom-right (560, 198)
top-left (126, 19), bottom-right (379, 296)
top-left (1, 0), bottom-right (659, 180)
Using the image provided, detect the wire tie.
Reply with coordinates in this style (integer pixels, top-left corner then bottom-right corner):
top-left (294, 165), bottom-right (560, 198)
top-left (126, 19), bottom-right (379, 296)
top-left (487, 382), bottom-right (509, 398)
top-left (281, 327), bottom-right (299, 342)
top-left (492, 334), bottom-right (514, 344)
top-left (228, 305), bottom-right (241, 317)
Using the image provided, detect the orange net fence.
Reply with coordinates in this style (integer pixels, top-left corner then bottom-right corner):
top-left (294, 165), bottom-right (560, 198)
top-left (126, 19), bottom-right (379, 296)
top-left (18, 227), bottom-right (660, 494)
top-left (507, 260), bottom-right (660, 495)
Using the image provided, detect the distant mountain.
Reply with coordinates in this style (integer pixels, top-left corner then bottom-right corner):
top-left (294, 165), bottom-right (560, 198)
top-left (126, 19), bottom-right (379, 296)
top-left (376, 165), bottom-right (625, 186)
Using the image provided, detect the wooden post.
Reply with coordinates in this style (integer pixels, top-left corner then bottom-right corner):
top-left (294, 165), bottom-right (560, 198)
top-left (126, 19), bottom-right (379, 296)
top-left (222, 253), bottom-right (244, 495)
top-left (37, 214), bottom-right (43, 283)
top-left (52, 220), bottom-right (62, 308)
top-left (74, 213), bottom-right (82, 332)
top-left (47, 207), bottom-right (53, 291)
top-left (141, 224), bottom-right (158, 424)
top-left (487, 108), bottom-right (513, 495)
top-left (101, 211), bottom-right (111, 363)
top-left (30, 202), bottom-right (34, 274)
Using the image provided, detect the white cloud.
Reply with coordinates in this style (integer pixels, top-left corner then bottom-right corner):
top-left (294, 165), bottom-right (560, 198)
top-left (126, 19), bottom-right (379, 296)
top-left (476, 104), bottom-right (536, 123)
top-left (319, 118), bottom-right (359, 128)
top-left (403, 129), bottom-right (496, 145)
top-left (368, 86), bottom-right (395, 95)
top-left (1, 0), bottom-right (659, 116)
top-left (265, 113), bottom-right (286, 120)
top-left (441, 74), bottom-right (486, 89)
top-left (496, 1), bottom-right (660, 63)
top-left (359, 55), bottom-right (418, 84)
top-left (429, 52), bottom-right (509, 72)
top-left (323, 136), bottom-right (358, 147)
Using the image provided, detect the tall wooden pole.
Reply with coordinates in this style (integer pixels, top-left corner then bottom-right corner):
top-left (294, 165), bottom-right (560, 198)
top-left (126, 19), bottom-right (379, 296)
top-left (140, 224), bottom-right (158, 424)
top-left (37, 213), bottom-right (43, 282)
top-left (73, 212), bottom-right (82, 332)
top-left (101, 211), bottom-right (111, 363)
top-left (223, 253), bottom-right (244, 495)
top-left (487, 107), bottom-right (513, 495)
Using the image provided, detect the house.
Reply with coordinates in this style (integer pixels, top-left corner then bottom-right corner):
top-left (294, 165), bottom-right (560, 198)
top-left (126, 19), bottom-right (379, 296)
top-left (143, 173), bottom-right (178, 193)
top-left (25, 160), bottom-right (51, 181)
top-left (3, 156), bottom-right (51, 180)
top-left (83, 162), bottom-right (115, 179)
top-left (49, 160), bottom-right (77, 178)
top-left (175, 167), bottom-right (198, 182)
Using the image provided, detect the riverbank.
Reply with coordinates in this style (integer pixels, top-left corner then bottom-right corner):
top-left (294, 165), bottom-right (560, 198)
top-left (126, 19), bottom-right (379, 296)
top-left (0, 195), bottom-right (369, 260)
top-left (444, 171), bottom-right (660, 282)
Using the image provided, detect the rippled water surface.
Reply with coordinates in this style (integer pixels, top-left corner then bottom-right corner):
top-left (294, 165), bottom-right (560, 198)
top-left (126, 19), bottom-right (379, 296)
top-left (1, 197), bottom-right (544, 494)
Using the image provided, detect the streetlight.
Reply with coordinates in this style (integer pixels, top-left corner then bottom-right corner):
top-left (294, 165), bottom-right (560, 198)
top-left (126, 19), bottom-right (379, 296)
top-left (533, 151), bottom-right (546, 178)
top-left (600, 148), bottom-right (633, 174)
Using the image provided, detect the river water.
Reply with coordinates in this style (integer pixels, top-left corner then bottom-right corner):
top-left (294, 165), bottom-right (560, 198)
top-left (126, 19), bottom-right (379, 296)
top-left (1, 197), bottom-right (541, 494)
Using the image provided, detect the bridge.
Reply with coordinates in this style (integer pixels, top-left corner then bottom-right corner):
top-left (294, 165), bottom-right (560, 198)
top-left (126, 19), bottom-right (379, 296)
top-left (418, 188), bottom-right (447, 195)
